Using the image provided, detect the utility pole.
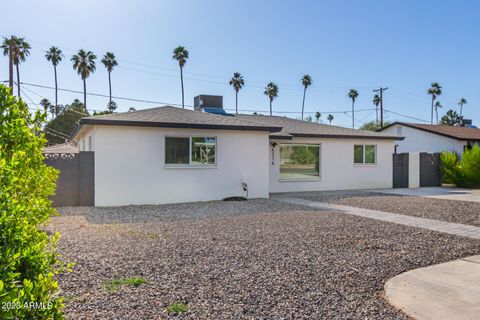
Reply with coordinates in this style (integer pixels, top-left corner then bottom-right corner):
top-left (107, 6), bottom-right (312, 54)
top-left (373, 87), bottom-right (388, 128)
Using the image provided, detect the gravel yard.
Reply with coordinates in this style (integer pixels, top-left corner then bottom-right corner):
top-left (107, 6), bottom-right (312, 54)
top-left (50, 199), bottom-right (480, 319)
top-left (286, 190), bottom-right (480, 227)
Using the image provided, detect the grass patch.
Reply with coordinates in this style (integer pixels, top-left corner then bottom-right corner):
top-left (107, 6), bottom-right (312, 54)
top-left (166, 302), bottom-right (189, 314)
top-left (105, 277), bottom-right (147, 292)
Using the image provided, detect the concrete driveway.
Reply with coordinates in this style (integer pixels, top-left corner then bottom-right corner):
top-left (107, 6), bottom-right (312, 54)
top-left (372, 187), bottom-right (480, 203)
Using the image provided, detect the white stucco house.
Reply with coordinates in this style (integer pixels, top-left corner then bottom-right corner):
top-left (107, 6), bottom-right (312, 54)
top-left (378, 122), bottom-right (480, 154)
top-left (73, 100), bottom-right (402, 206)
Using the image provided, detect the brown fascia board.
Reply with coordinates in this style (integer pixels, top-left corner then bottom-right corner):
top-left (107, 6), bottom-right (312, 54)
top-left (79, 118), bottom-right (282, 133)
top-left (378, 122), bottom-right (464, 141)
top-left (290, 133), bottom-right (404, 140)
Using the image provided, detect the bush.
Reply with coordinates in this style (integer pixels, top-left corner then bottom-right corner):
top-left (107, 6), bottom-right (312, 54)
top-left (440, 145), bottom-right (480, 188)
top-left (0, 85), bottom-right (69, 319)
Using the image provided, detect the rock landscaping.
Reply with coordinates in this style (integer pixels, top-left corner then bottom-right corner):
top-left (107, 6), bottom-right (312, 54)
top-left (50, 199), bottom-right (480, 319)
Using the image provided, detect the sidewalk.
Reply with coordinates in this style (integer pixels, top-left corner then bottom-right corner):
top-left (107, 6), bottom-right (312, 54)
top-left (385, 256), bottom-right (480, 320)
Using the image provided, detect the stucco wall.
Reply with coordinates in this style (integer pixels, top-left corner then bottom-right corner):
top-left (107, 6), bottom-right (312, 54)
top-left (382, 125), bottom-right (466, 154)
top-left (269, 137), bottom-right (395, 193)
top-left (93, 126), bottom-right (270, 206)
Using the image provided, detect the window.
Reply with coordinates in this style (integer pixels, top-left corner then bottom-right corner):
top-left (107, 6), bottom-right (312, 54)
top-left (354, 144), bottom-right (376, 164)
top-left (165, 136), bottom-right (216, 166)
top-left (280, 144), bottom-right (320, 180)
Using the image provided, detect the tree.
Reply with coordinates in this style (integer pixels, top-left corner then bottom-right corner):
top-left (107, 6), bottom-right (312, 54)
top-left (327, 114), bottom-right (334, 124)
top-left (0, 84), bottom-right (68, 319)
top-left (71, 49), bottom-right (96, 108)
top-left (315, 111), bottom-right (321, 122)
top-left (94, 101), bottom-right (118, 116)
top-left (264, 82), bottom-right (279, 116)
top-left (360, 120), bottom-right (391, 131)
top-left (45, 99), bottom-right (89, 144)
top-left (458, 98), bottom-right (467, 117)
top-left (101, 52), bottom-right (118, 104)
top-left (45, 46), bottom-right (63, 107)
top-left (1, 36), bottom-right (30, 97)
top-left (301, 75), bottom-right (312, 120)
top-left (172, 46), bottom-right (189, 108)
top-left (348, 89), bottom-right (359, 128)
top-left (441, 109), bottom-right (463, 125)
top-left (128, 107), bottom-right (136, 112)
top-left (39, 98), bottom-right (51, 118)
top-left (434, 101), bottom-right (442, 124)
top-left (427, 82), bottom-right (442, 124)
top-left (305, 115), bottom-right (313, 122)
top-left (373, 94), bottom-right (380, 124)
top-left (229, 72), bottom-right (244, 114)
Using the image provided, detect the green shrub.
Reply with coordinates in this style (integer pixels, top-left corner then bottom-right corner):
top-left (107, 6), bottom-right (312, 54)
top-left (0, 85), bottom-right (69, 319)
top-left (104, 277), bottom-right (147, 292)
top-left (166, 302), bottom-right (189, 314)
top-left (440, 145), bottom-right (480, 188)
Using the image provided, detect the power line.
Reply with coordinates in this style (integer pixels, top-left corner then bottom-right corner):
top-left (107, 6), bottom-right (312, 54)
top-left (373, 87), bottom-right (388, 128)
top-left (383, 109), bottom-right (429, 123)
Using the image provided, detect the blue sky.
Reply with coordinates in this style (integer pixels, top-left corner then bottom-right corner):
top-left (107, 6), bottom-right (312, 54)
top-left (1, 0), bottom-right (479, 127)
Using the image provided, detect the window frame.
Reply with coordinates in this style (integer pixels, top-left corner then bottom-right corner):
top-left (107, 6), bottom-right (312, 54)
top-left (353, 144), bottom-right (377, 165)
top-left (279, 143), bottom-right (322, 181)
top-left (165, 136), bottom-right (217, 168)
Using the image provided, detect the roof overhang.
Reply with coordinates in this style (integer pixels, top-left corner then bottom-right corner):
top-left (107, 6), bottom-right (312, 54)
top-left (377, 122), bottom-right (471, 141)
top-left (77, 118), bottom-right (282, 133)
top-left (288, 133), bottom-right (404, 140)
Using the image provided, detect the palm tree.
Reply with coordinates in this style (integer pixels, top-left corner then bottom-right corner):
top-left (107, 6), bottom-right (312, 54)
top-left (373, 94), bottom-right (381, 125)
top-left (315, 111), bottom-right (321, 122)
top-left (45, 46), bottom-right (63, 108)
top-left (39, 98), bottom-right (51, 117)
top-left (71, 50), bottom-right (96, 108)
top-left (434, 101), bottom-right (442, 124)
top-left (348, 89), bottom-right (359, 128)
top-left (229, 72), bottom-right (244, 114)
top-left (1, 36), bottom-right (30, 97)
top-left (458, 98), bottom-right (467, 117)
top-left (264, 82), bottom-right (279, 116)
top-left (427, 82), bottom-right (442, 124)
top-left (172, 46), bottom-right (189, 108)
top-left (327, 114), bottom-right (334, 124)
top-left (301, 75), bottom-right (312, 120)
top-left (101, 52), bottom-right (118, 104)
top-left (1, 36), bottom-right (18, 93)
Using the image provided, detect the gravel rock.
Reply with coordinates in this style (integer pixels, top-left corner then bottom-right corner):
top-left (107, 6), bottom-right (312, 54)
top-left (49, 199), bottom-right (480, 319)
top-left (287, 190), bottom-right (480, 227)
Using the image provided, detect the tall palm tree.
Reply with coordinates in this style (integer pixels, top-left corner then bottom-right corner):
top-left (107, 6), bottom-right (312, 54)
top-left (458, 98), bottom-right (467, 117)
top-left (39, 98), bottom-right (51, 117)
top-left (229, 72), bottom-right (244, 114)
top-left (45, 46), bottom-right (63, 107)
top-left (427, 82), bottom-right (442, 124)
top-left (434, 101), bottom-right (442, 124)
top-left (101, 52), bottom-right (118, 104)
top-left (315, 111), bottom-right (321, 122)
top-left (348, 89), bottom-right (359, 128)
top-left (301, 75), bottom-right (312, 120)
top-left (172, 46), bottom-right (189, 108)
top-left (1, 36), bottom-right (30, 97)
top-left (1, 36), bottom-right (18, 93)
top-left (373, 94), bottom-right (381, 125)
top-left (264, 82), bottom-right (279, 116)
top-left (71, 50), bottom-right (96, 108)
top-left (327, 114), bottom-right (334, 124)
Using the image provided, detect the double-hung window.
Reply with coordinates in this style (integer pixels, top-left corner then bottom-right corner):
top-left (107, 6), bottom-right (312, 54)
top-left (354, 144), bottom-right (376, 164)
top-left (279, 144), bottom-right (321, 180)
top-left (165, 136), bottom-right (216, 166)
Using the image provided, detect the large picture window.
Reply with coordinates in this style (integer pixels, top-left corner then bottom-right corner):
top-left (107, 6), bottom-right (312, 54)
top-left (280, 144), bottom-right (320, 180)
top-left (165, 136), bottom-right (216, 166)
top-left (354, 144), bottom-right (376, 164)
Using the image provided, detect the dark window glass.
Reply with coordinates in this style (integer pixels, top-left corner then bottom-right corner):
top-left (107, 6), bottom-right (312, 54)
top-left (354, 145), bottom-right (364, 164)
top-left (365, 145), bottom-right (376, 164)
top-left (165, 137), bottom-right (189, 164)
top-left (191, 137), bottom-right (216, 165)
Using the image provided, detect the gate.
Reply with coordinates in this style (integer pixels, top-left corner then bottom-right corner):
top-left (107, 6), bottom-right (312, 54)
top-left (420, 153), bottom-right (441, 187)
top-left (393, 153), bottom-right (409, 188)
top-left (44, 151), bottom-right (94, 207)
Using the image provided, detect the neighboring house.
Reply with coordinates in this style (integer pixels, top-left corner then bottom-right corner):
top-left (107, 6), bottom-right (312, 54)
top-left (43, 142), bottom-right (79, 154)
top-left (378, 122), bottom-right (480, 154)
top-left (73, 98), bottom-right (402, 206)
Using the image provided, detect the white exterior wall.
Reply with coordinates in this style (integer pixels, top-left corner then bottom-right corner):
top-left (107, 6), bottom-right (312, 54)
top-left (269, 137), bottom-right (395, 193)
top-left (93, 126), bottom-right (270, 206)
top-left (382, 124), bottom-right (466, 154)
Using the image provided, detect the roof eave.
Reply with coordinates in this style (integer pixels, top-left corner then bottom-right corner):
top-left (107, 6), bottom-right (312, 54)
top-left (290, 133), bottom-right (404, 140)
top-left (378, 122), bottom-right (469, 141)
top-left (79, 118), bottom-right (282, 133)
